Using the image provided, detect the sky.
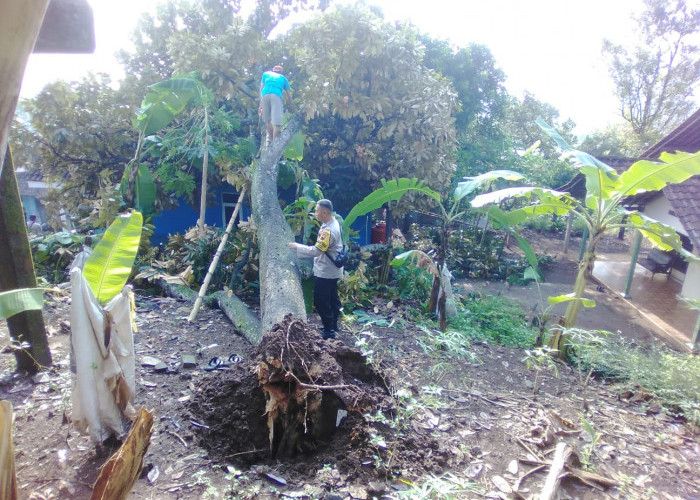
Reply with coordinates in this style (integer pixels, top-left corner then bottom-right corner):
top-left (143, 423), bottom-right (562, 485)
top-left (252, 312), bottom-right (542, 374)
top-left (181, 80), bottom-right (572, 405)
top-left (19, 0), bottom-right (697, 135)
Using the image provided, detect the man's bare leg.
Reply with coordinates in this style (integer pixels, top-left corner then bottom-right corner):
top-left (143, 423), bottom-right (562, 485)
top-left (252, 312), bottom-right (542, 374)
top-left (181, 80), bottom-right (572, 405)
top-left (272, 125), bottom-right (281, 142)
top-left (265, 122), bottom-right (274, 146)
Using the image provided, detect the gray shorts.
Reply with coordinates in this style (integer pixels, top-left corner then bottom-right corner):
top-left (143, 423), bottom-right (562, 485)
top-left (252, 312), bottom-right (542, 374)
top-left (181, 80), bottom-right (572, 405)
top-left (262, 93), bottom-right (283, 126)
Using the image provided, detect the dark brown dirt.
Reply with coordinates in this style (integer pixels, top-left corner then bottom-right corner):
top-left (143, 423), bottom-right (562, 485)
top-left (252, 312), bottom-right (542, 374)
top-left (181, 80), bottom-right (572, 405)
top-left (1, 232), bottom-right (698, 499)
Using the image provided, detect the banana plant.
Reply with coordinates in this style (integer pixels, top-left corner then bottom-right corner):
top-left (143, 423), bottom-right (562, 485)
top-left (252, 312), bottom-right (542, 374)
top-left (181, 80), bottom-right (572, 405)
top-left (83, 211), bottom-right (143, 304)
top-left (472, 119), bottom-right (700, 344)
top-left (123, 74), bottom-right (223, 231)
top-left (344, 174), bottom-right (533, 330)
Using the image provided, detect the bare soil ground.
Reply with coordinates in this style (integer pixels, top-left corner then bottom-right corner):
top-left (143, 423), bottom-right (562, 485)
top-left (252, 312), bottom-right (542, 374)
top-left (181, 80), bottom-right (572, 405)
top-left (1, 232), bottom-right (698, 500)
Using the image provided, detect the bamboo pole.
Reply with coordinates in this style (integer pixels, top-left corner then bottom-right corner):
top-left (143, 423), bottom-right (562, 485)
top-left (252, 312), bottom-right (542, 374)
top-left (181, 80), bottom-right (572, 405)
top-left (188, 187), bottom-right (246, 321)
top-left (197, 114), bottom-right (209, 235)
top-left (0, 401), bottom-right (18, 500)
top-left (187, 186), bottom-right (246, 321)
top-left (539, 442), bottom-right (572, 500)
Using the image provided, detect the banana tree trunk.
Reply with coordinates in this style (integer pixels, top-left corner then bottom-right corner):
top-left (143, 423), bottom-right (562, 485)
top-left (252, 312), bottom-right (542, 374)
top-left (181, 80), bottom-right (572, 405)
top-left (547, 233), bottom-right (601, 356)
top-left (251, 115), bottom-right (306, 332)
top-left (0, 148), bottom-right (52, 371)
top-left (563, 235), bottom-right (600, 328)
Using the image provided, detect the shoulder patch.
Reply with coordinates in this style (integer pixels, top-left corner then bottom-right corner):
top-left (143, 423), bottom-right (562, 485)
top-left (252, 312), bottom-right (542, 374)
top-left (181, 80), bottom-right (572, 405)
top-left (315, 229), bottom-right (331, 252)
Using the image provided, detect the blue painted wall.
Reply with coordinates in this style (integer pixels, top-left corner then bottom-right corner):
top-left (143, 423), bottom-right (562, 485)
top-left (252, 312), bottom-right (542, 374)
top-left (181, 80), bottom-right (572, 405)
top-left (151, 185), bottom-right (252, 246)
top-left (151, 184), bottom-right (369, 247)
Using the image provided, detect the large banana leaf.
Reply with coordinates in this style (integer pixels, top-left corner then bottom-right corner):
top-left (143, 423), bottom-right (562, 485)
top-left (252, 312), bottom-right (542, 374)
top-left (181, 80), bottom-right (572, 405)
top-left (627, 211), bottom-right (700, 261)
top-left (83, 211), bottom-right (143, 304)
top-left (536, 119), bottom-right (618, 208)
top-left (454, 170), bottom-right (525, 202)
top-left (135, 164), bottom-right (156, 215)
top-left (547, 293), bottom-right (595, 308)
top-left (485, 206), bottom-right (543, 280)
top-left (134, 76), bottom-right (200, 135)
top-left (343, 178), bottom-right (441, 230)
top-left (470, 186), bottom-right (566, 208)
top-left (284, 131), bottom-right (305, 161)
top-left (0, 288), bottom-right (44, 320)
top-left (614, 150), bottom-right (700, 198)
top-left (391, 249), bottom-right (439, 276)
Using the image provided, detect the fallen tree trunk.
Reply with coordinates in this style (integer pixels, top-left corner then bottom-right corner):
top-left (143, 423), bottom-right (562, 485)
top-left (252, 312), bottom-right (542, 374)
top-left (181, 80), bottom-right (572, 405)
top-left (155, 278), bottom-right (198, 303)
top-left (251, 116), bottom-right (306, 333)
top-left (214, 291), bottom-right (262, 344)
top-left (154, 279), bottom-right (261, 343)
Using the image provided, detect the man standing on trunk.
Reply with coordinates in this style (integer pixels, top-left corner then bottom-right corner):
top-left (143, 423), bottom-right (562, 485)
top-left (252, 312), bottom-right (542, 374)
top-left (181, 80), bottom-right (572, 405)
top-left (288, 199), bottom-right (343, 339)
top-left (259, 65), bottom-right (292, 145)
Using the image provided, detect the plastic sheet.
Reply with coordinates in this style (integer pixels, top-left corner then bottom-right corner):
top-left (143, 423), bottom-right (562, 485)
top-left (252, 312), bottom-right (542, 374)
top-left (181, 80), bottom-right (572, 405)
top-left (70, 268), bottom-right (136, 443)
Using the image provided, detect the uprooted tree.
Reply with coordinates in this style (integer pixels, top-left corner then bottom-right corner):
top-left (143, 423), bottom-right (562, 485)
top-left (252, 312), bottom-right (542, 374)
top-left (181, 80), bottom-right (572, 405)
top-left (164, 5), bottom-right (459, 455)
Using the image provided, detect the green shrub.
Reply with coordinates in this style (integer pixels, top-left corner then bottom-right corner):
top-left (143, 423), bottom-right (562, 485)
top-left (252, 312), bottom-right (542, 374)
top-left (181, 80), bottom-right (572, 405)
top-left (523, 214), bottom-right (567, 233)
top-left (452, 294), bottom-right (536, 348)
top-left (393, 265), bottom-right (432, 301)
top-left (160, 225), bottom-right (256, 291)
top-left (31, 232), bottom-right (87, 284)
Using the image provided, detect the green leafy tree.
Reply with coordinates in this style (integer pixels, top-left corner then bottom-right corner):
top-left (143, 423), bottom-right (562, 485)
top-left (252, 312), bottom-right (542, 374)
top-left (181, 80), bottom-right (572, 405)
top-left (499, 93), bottom-right (576, 189)
top-left (420, 36), bottom-right (511, 183)
top-left (579, 123), bottom-right (644, 158)
top-left (126, 75), bottom-right (248, 231)
top-left (11, 76), bottom-right (137, 227)
top-left (603, 0), bottom-right (700, 145)
top-left (472, 120), bottom-right (700, 352)
top-left (285, 6), bottom-right (459, 211)
top-left (344, 173), bottom-right (537, 331)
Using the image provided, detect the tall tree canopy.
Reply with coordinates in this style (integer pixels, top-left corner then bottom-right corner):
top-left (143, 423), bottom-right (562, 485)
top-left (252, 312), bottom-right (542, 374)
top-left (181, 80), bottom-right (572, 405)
top-left (12, 76), bottom-right (137, 227)
top-left (286, 6), bottom-right (458, 211)
top-left (603, 0), bottom-right (700, 146)
top-left (420, 37), bottom-right (511, 183)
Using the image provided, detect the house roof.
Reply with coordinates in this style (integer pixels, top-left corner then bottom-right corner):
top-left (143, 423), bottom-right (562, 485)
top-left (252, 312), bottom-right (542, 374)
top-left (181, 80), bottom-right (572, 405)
top-left (641, 109), bottom-right (700, 160)
top-left (640, 109), bottom-right (700, 249)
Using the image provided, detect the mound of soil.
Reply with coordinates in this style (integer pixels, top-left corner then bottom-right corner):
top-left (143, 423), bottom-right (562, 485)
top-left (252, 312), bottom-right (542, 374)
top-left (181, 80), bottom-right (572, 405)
top-left (188, 315), bottom-right (393, 464)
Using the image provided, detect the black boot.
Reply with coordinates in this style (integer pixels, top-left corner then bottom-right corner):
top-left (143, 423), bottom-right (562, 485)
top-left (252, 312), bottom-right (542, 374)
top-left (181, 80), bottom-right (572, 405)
top-left (320, 318), bottom-right (335, 340)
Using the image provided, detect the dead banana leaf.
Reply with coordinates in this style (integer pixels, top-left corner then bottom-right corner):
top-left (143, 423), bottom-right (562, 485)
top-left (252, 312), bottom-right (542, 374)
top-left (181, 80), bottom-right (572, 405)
top-left (0, 401), bottom-right (18, 500)
top-left (91, 407), bottom-right (154, 500)
top-left (392, 249), bottom-right (439, 277)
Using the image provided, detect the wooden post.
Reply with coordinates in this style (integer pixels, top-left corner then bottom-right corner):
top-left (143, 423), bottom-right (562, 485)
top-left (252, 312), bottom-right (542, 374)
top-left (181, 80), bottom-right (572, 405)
top-left (539, 442), bottom-right (572, 500)
top-left (189, 187), bottom-right (246, 322)
top-left (563, 212), bottom-right (573, 255)
top-left (690, 312), bottom-right (700, 350)
top-left (0, 1), bottom-right (50, 176)
top-left (623, 230), bottom-right (643, 298)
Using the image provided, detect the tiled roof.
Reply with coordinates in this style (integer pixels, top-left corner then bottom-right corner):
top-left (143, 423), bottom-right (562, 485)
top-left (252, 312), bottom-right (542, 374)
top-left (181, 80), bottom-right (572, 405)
top-left (664, 177), bottom-right (700, 249)
top-left (641, 110), bottom-right (700, 249)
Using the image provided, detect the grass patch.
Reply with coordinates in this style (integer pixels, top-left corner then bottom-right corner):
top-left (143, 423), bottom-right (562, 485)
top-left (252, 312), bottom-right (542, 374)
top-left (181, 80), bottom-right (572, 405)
top-left (573, 334), bottom-right (700, 425)
top-left (453, 294), bottom-right (536, 348)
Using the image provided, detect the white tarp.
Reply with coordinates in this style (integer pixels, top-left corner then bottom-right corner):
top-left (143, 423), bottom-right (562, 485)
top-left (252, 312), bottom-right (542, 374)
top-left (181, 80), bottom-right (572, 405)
top-left (70, 268), bottom-right (136, 443)
top-left (437, 263), bottom-right (458, 319)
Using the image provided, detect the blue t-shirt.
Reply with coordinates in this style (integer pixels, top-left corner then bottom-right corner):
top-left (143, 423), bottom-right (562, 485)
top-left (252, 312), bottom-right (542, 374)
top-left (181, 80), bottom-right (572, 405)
top-left (260, 71), bottom-right (290, 98)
